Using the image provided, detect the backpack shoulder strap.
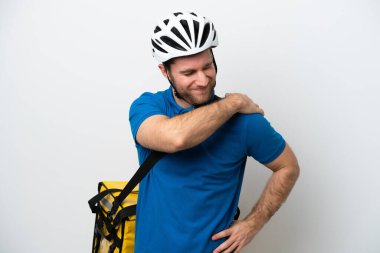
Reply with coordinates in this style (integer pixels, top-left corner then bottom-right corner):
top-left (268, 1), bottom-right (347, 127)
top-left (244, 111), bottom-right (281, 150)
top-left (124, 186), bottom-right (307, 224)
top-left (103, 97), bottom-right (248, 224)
top-left (109, 151), bottom-right (166, 215)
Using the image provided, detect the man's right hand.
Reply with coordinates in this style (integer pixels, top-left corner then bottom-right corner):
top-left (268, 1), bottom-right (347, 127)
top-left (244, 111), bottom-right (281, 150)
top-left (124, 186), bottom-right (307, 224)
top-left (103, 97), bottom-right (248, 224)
top-left (225, 93), bottom-right (265, 115)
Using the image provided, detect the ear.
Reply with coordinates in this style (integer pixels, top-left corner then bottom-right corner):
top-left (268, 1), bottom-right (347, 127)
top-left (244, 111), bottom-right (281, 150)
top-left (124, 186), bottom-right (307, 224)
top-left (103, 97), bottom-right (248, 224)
top-left (158, 64), bottom-right (168, 78)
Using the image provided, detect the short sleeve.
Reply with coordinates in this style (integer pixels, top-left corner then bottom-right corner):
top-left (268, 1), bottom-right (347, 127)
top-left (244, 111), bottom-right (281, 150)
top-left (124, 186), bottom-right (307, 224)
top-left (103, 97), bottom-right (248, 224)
top-left (129, 92), bottom-right (166, 143)
top-left (244, 114), bottom-right (286, 164)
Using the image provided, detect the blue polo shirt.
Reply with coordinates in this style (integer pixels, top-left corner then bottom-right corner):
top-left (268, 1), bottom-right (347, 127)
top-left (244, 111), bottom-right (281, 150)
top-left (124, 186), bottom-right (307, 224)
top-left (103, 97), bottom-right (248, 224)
top-left (129, 87), bottom-right (286, 253)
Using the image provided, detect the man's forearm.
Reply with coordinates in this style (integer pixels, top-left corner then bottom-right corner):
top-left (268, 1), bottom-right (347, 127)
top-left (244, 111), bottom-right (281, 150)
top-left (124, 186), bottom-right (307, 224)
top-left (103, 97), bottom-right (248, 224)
top-left (243, 164), bottom-right (300, 233)
top-left (136, 93), bottom-right (261, 153)
top-left (166, 97), bottom-right (239, 151)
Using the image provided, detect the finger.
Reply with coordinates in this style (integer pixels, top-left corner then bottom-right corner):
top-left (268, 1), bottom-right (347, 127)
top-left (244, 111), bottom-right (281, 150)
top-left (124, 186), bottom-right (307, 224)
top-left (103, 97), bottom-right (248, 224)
top-left (253, 105), bottom-right (264, 115)
top-left (212, 228), bottom-right (232, 241)
top-left (233, 244), bottom-right (243, 253)
top-left (223, 240), bottom-right (240, 253)
top-left (256, 106), bottom-right (263, 112)
top-left (212, 237), bottom-right (235, 253)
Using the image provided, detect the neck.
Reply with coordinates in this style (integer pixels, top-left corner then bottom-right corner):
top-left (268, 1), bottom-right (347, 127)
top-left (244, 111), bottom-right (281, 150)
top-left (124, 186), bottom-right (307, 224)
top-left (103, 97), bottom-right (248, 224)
top-left (171, 89), bottom-right (192, 108)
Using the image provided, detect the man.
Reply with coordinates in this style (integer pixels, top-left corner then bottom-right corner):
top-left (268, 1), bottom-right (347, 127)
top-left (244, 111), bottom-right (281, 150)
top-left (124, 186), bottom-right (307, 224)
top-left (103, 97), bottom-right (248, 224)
top-left (129, 11), bottom-right (299, 253)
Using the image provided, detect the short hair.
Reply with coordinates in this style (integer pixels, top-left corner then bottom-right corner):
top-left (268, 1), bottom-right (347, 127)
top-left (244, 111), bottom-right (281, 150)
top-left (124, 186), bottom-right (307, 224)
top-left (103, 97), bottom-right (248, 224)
top-left (162, 58), bottom-right (175, 72)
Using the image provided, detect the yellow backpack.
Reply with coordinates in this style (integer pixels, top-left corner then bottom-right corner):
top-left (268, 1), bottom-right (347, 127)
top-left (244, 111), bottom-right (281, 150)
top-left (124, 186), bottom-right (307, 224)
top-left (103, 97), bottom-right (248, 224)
top-left (88, 151), bottom-right (240, 253)
top-left (89, 151), bottom-right (165, 253)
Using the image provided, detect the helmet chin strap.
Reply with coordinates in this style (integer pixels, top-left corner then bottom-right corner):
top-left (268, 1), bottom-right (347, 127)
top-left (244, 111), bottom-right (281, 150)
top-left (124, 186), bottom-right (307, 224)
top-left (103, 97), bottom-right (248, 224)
top-left (210, 48), bottom-right (218, 73)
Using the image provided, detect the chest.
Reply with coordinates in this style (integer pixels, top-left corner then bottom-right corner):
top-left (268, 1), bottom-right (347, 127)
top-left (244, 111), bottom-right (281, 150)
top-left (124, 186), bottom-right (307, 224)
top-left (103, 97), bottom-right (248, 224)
top-left (154, 118), bottom-right (247, 183)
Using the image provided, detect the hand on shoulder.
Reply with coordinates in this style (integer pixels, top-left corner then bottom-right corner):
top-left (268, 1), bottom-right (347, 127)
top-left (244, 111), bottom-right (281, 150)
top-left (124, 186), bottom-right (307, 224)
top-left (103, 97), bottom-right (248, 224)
top-left (224, 93), bottom-right (264, 115)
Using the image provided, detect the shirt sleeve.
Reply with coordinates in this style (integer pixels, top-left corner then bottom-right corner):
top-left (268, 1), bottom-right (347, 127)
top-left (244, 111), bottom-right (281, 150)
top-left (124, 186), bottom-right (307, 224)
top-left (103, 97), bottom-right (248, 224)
top-left (244, 114), bottom-right (286, 164)
top-left (129, 92), bottom-right (166, 144)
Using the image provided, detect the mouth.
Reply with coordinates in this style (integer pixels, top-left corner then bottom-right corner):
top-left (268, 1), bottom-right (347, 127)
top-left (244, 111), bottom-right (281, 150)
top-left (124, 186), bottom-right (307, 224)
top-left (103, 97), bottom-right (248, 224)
top-left (193, 85), bottom-right (210, 92)
top-left (193, 89), bottom-right (210, 97)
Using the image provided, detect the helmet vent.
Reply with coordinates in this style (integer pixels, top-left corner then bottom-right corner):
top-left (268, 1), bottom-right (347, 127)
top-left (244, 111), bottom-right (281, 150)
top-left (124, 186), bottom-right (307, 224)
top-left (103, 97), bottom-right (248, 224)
top-left (199, 22), bottom-right (210, 47)
top-left (163, 19), bottom-right (169, 25)
top-left (171, 27), bottom-right (190, 48)
top-left (193, 20), bottom-right (199, 46)
top-left (190, 12), bottom-right (197, 17)
top-left (155, 39), bottom-right (162, 45)
top-left (154, 26), bottom-right (162, 33)
top-left (174, 12), bottom-right (183, 16)
top-left (151, 39), bottom-right (168, 53)
top-left (180, 19), bottom-right (192, 42)
top-left (161, 36), bottom-right (186, 51)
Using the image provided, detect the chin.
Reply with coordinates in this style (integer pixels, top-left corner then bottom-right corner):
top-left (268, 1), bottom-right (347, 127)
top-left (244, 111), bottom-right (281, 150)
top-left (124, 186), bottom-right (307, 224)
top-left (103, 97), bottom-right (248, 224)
top-left (192, 94), bottom-right (213, 106)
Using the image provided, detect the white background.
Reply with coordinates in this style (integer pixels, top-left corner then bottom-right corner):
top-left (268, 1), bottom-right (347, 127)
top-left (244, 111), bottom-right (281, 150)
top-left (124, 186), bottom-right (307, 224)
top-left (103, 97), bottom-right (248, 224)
top-left (1, 0), bottom-right (379, 252)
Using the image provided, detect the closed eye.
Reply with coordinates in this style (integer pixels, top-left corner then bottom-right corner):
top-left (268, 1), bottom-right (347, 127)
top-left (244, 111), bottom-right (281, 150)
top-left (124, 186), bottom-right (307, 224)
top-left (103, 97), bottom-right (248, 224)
top-left (203, 63), bottom-right (213, 70)
top-left (183, 71), bottom-right (195, 76)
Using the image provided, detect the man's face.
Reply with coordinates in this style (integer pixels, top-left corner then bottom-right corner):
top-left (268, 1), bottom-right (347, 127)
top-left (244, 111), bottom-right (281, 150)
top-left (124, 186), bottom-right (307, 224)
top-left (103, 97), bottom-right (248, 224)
top-left (162, 49), bottom-right (217, 107)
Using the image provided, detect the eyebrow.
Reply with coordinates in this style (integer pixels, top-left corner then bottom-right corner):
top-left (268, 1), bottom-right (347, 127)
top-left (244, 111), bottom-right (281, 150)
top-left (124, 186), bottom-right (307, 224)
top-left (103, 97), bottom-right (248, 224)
top-left (179, 61), bottom-right (213, 74)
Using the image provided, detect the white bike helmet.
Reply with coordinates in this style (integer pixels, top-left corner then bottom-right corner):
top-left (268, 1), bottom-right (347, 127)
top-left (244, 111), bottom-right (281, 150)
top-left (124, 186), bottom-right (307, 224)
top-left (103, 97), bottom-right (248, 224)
top-left (151, 11), bottom-right (219, 63)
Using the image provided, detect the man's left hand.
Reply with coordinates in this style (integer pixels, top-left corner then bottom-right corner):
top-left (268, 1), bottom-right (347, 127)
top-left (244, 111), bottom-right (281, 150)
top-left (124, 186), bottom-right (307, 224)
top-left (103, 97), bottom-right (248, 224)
top-left (211, 220), bottom-right (256, 253)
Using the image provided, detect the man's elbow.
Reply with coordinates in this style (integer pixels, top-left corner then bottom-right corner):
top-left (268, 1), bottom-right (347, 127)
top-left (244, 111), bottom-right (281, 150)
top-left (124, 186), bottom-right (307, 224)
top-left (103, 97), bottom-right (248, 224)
top-left (288, 162), bottom-right (300, 182)
top-left (168, 136), bottom-right (186, 153)
top-left (146, 136), bottom-right (185, 154)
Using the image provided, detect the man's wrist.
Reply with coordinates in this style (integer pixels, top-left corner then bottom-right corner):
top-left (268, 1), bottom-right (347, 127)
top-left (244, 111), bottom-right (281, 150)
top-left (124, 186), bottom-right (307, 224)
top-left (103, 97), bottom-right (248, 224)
top-left (243, 213), bottom-right (266, 233)
top-left (220, 95), bottom-right (241, 114)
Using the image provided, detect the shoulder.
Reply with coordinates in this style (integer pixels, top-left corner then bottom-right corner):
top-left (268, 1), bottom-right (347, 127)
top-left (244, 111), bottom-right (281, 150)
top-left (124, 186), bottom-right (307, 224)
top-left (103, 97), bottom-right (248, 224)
top-left (129, 89), bottom-right (169, 114)
top-left (129, 89), bottom-right (169, 141)
top-left (219, 113), bottom-right (272, 136)
top-left (131, 90), bottom-right (167, 106)
top-left (234, 113), bottom-right (272, 131)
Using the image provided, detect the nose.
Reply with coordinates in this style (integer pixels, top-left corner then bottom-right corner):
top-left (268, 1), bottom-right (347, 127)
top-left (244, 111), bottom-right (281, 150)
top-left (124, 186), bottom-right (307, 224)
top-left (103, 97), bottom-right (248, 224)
top-left (195, 71), bottom-right (208, 87)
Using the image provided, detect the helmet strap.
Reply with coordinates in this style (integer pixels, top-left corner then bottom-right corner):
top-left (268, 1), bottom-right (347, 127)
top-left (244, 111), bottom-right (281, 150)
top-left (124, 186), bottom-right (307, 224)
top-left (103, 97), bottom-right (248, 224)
top-left (210, 48), bottom-right (218, 73)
